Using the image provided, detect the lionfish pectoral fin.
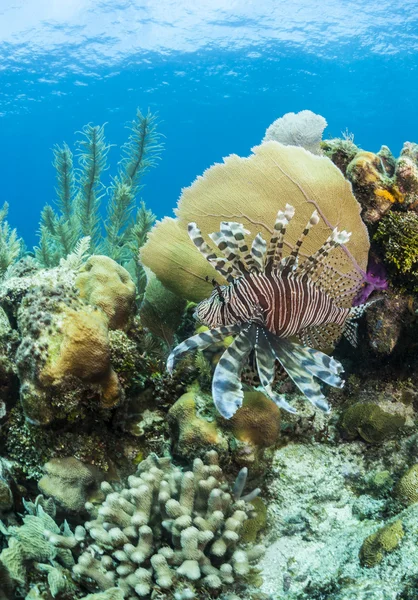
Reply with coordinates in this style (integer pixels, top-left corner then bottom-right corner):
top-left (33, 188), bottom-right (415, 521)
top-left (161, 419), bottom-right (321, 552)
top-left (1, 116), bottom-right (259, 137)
top-left (167, 325), bottom-right (241, 373)
top-left (268, 337), bottom-right (331, 412)
top-left (263, 384), bottom-right (298, 414)
top-left (254, 328), bottom-right (298, 414)
top-left (212, 326), bottom-right (256, 419)
top-left (282, 339), bottom-right (344, 389)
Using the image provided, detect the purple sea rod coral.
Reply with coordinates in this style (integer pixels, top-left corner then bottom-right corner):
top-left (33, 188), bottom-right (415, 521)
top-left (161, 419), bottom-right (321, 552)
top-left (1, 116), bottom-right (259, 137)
top-left (353, 257), bottom-right (388, 306)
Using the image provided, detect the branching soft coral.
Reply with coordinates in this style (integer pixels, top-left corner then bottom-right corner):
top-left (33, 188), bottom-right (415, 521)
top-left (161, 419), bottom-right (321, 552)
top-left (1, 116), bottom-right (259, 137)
top-left (34, 109), bottom-right (162, 270)
top-left (0, 202), bottom-right (23, 277)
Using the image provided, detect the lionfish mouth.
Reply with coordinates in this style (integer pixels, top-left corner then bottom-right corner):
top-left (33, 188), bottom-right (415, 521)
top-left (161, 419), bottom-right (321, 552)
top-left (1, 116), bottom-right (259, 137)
top-left (167, 321), bottom-right (343, 419)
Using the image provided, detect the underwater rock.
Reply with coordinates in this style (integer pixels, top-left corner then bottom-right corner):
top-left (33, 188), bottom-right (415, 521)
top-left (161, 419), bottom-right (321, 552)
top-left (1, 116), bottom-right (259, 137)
top-left (75, 255), bottom-right (136, 330)
top-left (0, 306), bottom-right (19, 411)
top-left (0, 459), bottom-right (15, 514)
top-left (320, 136), bottom-right (359, 175)
top-left (168, 389), bottom-right (228, 459)
top-left (38, 457), bottom-right (105, 513)
top-left (346, 150), bottom-right (403, 223)
top-left (339, 402), bottom-right (405, 444)
top-left (365, 293), bottom-right (408, 355)
top-left (227, 391), bottom-right (281, 448)
top-left (359, 519), bottom-right (404, 567)
top-left (263, 110), bottom-right (327, 155)
top-left (396, 464), bottom-right (418, 505)
top-left (82, 590), bottom-right (124, 600)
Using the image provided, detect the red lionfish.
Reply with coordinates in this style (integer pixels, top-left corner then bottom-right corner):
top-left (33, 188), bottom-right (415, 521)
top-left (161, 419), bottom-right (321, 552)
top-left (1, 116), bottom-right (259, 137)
top-left (167, 205), bottom-right (372, 418)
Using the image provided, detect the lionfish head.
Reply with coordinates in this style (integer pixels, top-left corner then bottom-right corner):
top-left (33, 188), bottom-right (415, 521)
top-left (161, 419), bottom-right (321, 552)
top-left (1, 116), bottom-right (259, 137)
top-left (194, 285), bottom-right (228, 327)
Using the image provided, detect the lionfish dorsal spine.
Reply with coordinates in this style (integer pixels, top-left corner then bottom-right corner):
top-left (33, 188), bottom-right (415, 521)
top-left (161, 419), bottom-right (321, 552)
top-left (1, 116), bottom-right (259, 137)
top-left (296, 227), bottom-right (352, 278)
top-left (250, 233), bottom-right (267, 272)
top-left (283, 209), bottom-right (320, 270)
top-left (188, 222), bottom-right (236, 281)
top-left (265, 203), bottom-right (295, 268)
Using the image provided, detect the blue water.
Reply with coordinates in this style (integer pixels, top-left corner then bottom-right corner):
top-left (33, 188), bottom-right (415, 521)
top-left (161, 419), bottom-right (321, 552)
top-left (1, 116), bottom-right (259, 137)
top-left (1, 0), bottom-right (418, 247)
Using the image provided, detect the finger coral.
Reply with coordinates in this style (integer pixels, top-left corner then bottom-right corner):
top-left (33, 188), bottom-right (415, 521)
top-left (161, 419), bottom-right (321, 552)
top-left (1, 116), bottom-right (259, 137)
top-left (45, 451), bottom-right (265, 599)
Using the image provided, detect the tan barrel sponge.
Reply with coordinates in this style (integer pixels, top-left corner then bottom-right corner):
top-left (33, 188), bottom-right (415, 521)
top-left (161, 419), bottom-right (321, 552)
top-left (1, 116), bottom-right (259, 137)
top-left (141, 142), bottom-right (370, 304)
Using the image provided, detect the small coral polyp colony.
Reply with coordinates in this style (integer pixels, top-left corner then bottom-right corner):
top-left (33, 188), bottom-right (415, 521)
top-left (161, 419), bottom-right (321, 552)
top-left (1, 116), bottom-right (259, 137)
top-left (1, 109), bottom-right (418, 600)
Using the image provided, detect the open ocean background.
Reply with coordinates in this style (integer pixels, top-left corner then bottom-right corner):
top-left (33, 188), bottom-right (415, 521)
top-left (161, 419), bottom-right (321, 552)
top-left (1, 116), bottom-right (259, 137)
top-left (1, 0), bottom-right (418, 248)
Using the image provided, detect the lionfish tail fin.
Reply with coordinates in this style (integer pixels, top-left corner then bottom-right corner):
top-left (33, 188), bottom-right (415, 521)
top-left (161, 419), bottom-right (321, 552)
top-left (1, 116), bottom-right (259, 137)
top-left (167, 325), bottom-right (241, 372)
top-left (212, 326), bottom-right (256, 418)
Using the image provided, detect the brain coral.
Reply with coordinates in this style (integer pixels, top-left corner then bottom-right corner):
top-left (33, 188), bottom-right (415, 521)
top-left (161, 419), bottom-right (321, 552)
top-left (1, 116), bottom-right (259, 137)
top-left (141, 142), bottom-right (369, 304)
top-left (359, 520), bottom-right (404, 567)
top-left (339, 402), bottom-right (405, 444)
top-left (396, 464), bottom-right (418, 505)
top-left (75, 255), bottom-right (136, 330)
top-left (227, 391), bottom-right (281, 448)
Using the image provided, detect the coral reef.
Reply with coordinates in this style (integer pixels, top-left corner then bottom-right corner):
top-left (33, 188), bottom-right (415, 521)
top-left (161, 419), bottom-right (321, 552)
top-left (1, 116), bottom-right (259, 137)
top-left (75, 256), bottom-right (136, 330)
top-left (38, 457), bottom-right (105, 513)
top-left (320, 135), bottom-right (359, 175)
top-left (359, 520), bottom-right (404, 567)
top-left (65, 451), bottom-right (264, 598)
top-left (227, 392), bottom-right (281, 448)
top-left (374, 210), bottom-right (418, 292)
top-left (168, 389), bottom-right (228, 460)
top-left (0, 454), bottom-right (265, 600)
top-left (339, 402), bottom-right (405, 444)
top-left (3, 117), bottom-right (418, 600)
top-left (263, 110), bottom-right (327, 154)
top-left (345, 149), bottom-right (403, 223)
top-left (396, 464), bottom-right (418, 505)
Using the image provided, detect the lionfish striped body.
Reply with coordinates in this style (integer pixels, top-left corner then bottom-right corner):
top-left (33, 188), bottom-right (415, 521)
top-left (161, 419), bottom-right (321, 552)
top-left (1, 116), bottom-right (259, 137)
top-left (168, 204), bottom-right (372, 418)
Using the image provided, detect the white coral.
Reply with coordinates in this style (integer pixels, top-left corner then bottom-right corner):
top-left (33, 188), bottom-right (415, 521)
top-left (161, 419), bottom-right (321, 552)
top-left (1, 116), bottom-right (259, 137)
top-left (263, 110), bottom-right (327, 155)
